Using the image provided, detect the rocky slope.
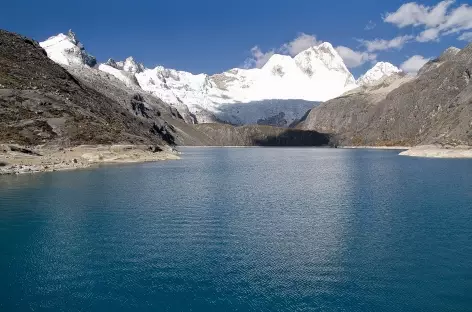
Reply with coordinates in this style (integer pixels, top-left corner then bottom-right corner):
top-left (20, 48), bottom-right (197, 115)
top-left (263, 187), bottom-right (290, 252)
top-left (297, 45), bottom-right (472, 147)
top-left (0, 29), bottom-right (188, 148)
top-left (40, 31), bottom-right (357, 126)
top-left (418, 47), bottom-right (461, 75)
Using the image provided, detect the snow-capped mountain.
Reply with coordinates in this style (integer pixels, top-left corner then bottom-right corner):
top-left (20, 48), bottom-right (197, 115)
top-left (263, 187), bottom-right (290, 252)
top-left (104, 44), bottom-right (356, 124)
top-left (40, 31), bottom-right (358, 126)
top-left (39, 30), bottom-right (96, 67)
top-left (356, 62), bottom-right (402, 86)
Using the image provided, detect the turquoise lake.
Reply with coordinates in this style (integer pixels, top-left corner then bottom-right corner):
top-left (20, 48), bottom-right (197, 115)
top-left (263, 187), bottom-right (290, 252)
top-left (1, 148), bottom-right (472, 311)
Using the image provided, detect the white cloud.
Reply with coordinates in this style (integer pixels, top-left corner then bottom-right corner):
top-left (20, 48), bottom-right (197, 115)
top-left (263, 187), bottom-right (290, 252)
top-left (365, 20), bottom-right (377, 30)
top-left (336, 46), bottom-right (377, 68)
top-left (400, 55), bottom-right (431, 73)
top-left (385, 1), bottom-right (472, 42)
top-left (440, 4), bottom-right (472, 33)
top-left (244, 46), bottom-right (275, 68)
top-left (280, 33), bottom-right (321, 56)
top-left (384, 1), bottom-right (454, 28)
top-left (416, 28), bottom-right (440, 42)
top-left (359, 35), bottom-right (414, 52)
top-left (458, 31), bottom-right (472, 41)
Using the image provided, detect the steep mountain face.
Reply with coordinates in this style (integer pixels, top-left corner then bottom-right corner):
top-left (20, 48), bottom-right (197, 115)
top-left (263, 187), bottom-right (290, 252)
top-left (297, 45), bottom-right (472, 147)
top-left (356, 62), bottom-right (402, 86)
top-left (40, 32), bottom-right (356, 126)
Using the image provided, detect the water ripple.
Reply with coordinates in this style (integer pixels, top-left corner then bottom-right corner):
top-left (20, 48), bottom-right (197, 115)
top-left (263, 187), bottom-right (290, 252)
top-left (1, 148), bottom-right (472, 311)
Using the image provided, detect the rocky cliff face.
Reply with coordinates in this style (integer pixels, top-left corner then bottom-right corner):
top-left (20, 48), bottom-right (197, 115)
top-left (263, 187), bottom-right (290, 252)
top-left (297, 45), bottom-right (472, 147)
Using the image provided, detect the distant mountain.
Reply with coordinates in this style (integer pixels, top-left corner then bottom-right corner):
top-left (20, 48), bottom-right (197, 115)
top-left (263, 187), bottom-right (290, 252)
top-left (40, 31), bottom-right (357, 126)
top-left (296, 45), bottom-right (472, 147)
top-left (356, 62), bottom-right (402, 86)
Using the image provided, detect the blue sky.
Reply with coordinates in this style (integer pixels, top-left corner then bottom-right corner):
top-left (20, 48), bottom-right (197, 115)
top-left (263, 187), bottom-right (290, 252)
top-left (2, 0), bottom-right (472, 77)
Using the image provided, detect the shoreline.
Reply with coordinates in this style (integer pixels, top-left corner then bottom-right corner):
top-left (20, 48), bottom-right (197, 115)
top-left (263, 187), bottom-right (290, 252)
top-left (180, 145), bottom-right (472, 159)
top-left (0, 144), bottom-right (180, 175)
top-left (2, 144), bottom-right (471, 176)
top-left (399, 145), bottom-right (472, 159)
top-left (342, 145), bottom-right (472, 158)
top-left (340, 146), bottom-right (410, 150)
top-left (178, 145), bottom-right (332, 148)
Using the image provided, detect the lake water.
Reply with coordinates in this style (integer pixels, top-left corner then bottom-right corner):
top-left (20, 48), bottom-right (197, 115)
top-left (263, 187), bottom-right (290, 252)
top-left (1, 148), bottom-right (472, 311)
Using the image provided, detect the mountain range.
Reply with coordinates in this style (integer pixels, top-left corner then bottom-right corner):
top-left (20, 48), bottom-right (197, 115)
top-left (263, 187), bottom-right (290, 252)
top-left (39, 30), bottom-right (402, 127)
top-left (0, 29), bottom-right (328, 151)
top-left (2, 28), bottom-right (470, 154)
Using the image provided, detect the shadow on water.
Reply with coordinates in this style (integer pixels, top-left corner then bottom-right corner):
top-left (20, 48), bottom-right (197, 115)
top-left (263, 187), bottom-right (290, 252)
top-left (251, 129), bottom-right (331, 146)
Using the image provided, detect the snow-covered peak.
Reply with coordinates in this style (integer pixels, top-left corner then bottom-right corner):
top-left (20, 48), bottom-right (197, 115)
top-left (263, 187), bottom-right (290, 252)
top-left (261, 54), bottom-right (300, 77)
top-left (262, 54), bottom-right (294, 67)
top-left (123, 57), bottom-right (145, 73)
top-left (357, 62), bottom-right (402, 86)
top-left (298, 43), bottom-right (347, 71)
top-left (313, 42), bottom-right (340, 64)
top-left (294, 42), bottom-right (356, 87)
top-left (104, 56), bottom-right (145, 73)
top-left (39, 30), bottom-right (96, 67)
